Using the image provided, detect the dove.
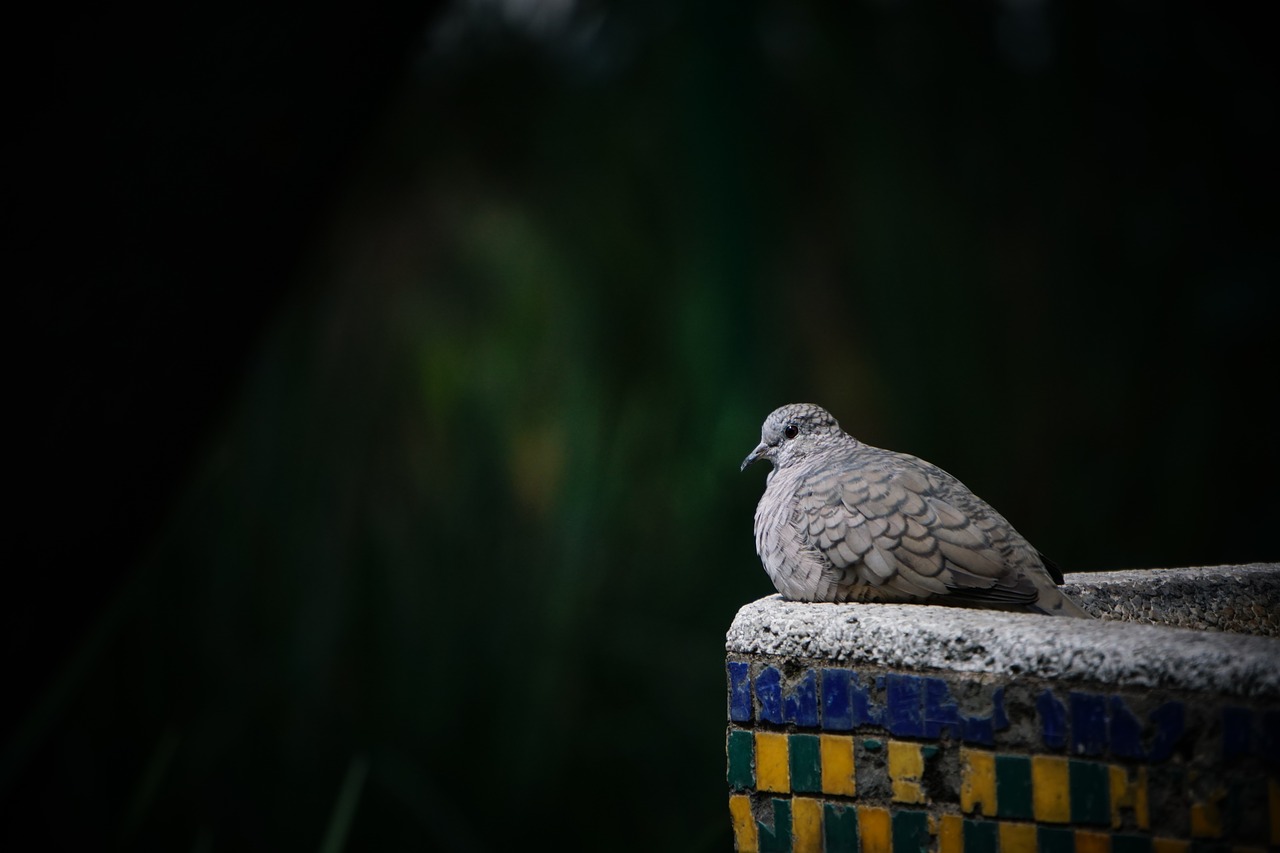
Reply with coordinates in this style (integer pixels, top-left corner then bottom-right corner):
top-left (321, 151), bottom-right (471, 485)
top-left (741, 403), bottom-right (1090, 616)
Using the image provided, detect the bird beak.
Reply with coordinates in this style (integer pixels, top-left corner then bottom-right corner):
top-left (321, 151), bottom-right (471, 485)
top-left (740, 442), bottom-right (768, 472)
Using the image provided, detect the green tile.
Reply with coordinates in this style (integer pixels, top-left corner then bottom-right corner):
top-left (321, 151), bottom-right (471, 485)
top-left (1069, 759), bottom-right (1111, 825)
top-left (1038, 825), bottom-right (1075, 853)
top-left (727, 729), bottom-right (755, 790)
top-left (789, 733), bottom-right (822, 793)
top-left (1111, 834), bottom-right (1153, 853)
top-left (962, 819), bottom-right (998, 853)
top-left (758, 798), bottom-right (792, 853)
top-left (892, 810), bottom-right (930, 853)
top-left (995, 754), bottom-right (1033, 820)
top-left (824, 802), bottom-right (858, 850)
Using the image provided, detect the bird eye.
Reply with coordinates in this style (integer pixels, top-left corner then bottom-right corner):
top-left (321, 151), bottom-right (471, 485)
top-left (783, 423), bottom-right (799, 440)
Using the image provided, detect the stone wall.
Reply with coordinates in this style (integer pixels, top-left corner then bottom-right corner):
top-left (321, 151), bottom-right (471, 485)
top-left (724, 564), bottom-right (1280, 853)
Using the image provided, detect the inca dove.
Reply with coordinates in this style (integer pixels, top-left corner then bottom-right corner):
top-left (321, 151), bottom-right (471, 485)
top-left (741, 403), bottom-right (1090, 617)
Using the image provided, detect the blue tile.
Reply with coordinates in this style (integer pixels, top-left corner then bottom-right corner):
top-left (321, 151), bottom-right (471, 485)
top-left (959, 686), bottom-right (1008, 746)
top-left (785, 668), bottom-right (819, 727)
top-left (850, 672), bottom-right (882, 727)
top-left (1110, 696), bottom-right (1145, 759)
top-left (1070, 692), bottom-right (1108, 756)
top-left (728, 662), bottom-right (752, 723)
top-left (1261, 710), bottom-right (1280, 767)
top-left (822, 668), bottom-right (853, 730)
top-left (923, 677), bottom-right (962, 739)
top-left (886, 674), bottom-right (924, 737)
top-left (1221, 707), bottom-right (1252, 760)
top-left (822, 669), bottom-right (882, 729)
top-left (756, 666), bottom-right (784, 725)
top-left (1147, 701), bottom-right (1185, 762)
top-left (1037, 689), bottom-right (1068, 749)
top-left (991, 687), bottom-right (1009, 730)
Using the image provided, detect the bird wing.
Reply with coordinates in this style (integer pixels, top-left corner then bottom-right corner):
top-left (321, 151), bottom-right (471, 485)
top-left (796, 452), bottom-right (1040, 606)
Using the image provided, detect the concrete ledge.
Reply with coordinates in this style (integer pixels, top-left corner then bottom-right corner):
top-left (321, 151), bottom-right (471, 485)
top-left (723, 564), bottom-right (1280, 852)
top-left (1062, 563), bottom-right (1279, 635)
top-left (726, 597), bottom-right (1279, 701)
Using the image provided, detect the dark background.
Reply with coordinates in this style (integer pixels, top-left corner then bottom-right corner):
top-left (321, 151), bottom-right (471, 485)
top-left (7, 0), bottom-right (1277, 849)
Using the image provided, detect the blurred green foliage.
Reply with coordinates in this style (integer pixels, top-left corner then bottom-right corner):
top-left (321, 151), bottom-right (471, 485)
top-left (12, 0), bottom-right (1277, 849)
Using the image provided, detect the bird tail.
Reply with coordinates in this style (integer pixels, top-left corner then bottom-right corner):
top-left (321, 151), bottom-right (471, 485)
top-left (1032, 585), bottom-right (1093, 618)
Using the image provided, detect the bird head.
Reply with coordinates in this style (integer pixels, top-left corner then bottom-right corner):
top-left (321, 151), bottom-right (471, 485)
top-left (740, 403), bottom-right (845, 472)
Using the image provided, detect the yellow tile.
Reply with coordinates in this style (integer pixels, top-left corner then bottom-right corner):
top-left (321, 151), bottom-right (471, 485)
top-left (820, 734), bottom-right (856, 796)
top-left (858, 806), bottom-right (892, 853)
top-left (1190, 787), bottom-right (1226, 838)
top-left (1033, 755), bottom-right (1071, 823)
top-left (1271, 778), bottom-right (1279, 847)
top-left (729, 794), bottom-right (758, 853)
top-left (1076, 829), bottom-right (1111, 853)
top-left (888, 740), bottom-right (927, 804)
top-left (754, 732), bottom-right (790, 793)
top-left (1109, 765), bottom-right (1149, 830)
top-left (999, 821), bottom-right (1037, 853)
top-left (938, 813), bottom-right (963, 853)
top-left (792, 797), bottom-right (824, 853)
top-left (1151, 839), bottom-right (1189, 853)
top-left (960, 748), bottom-right (997, 817)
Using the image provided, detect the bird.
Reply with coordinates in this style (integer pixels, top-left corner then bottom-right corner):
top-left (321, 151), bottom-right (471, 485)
top-left (741, 403), bottom-right (1090, 617)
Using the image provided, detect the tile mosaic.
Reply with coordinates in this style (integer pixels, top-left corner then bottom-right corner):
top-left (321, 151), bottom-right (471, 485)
top-left (821, 668), bottom-right (882, 731)
top-left (1037, 824), bottom-right (1075, 853)
top-left (885, 674), bottom-right (925, 738)
top-left (824, 802), bottom-right (858, 850)
top-left (755, 732), bottom-right (790, 794)
top-left (821, 668), bottom-right (855, 730)
top-left (1146, 702), bottom-right (1185, 763)
top-left (729, 794), bottom-right (757, 852)
top-left (961, 748), bottom-right (997, 817)
top-left (1069, 760), bottom-right (1111, 826)
top-left (1221, 707), bottom-right (1252, 761)
top-left (785, 669), bottom-right (820, 728)
top-left (1032, 755), bottom-right (1071, 823)
top-left (963, 818), bottom-right (998, 853)
top-left (888, 740), bottom-right (927, 805)
top-left (1263, 710), bottom-right (1280, 767)
top-left (1075, 828), bottom-right (1111, 853)
top-left (1109, 696), bottom-right (1145, 759)
top-left (890, 809), bottom-right (930, 853)
top-left (1108, 765), bottom-right (1149, 830)
top-left (858, 805), bottom-right (892, 853)
top-left (758, 798), bottom-right (792, 853)
top-left (1039, 689), bottom-right (1069, 750)
top-left (1223, 776), bottom-right (1269, 846)
top-left (791, 796), bottom-right (823, 853)
top-left (727, 729), bottom-right (755, 790)
top-left (1149, 838), bottom-right (1189, 853)
top-left (1188, 786), bottom-right (1225, 838)
top-left (756, 667), bottom-right (784, 725)
top-left (1071, 692), bottom-right (1109, 757)
top-left (923, 677), bottom-right (964, 740)
top-left (789, 734), bottom-right (822, 794)
top-left (819, 734), bottom-right (856, 797)
top-left (996, 754), bottom-right (1034, 820)
top-left (1109, 833), bottom-right (1153, 853)
top-left (938, 813), bottom-right (963, 853)
top-left (961, 686), bottom-right (1009, 746)
top-left (728, 661), bottom-right (753, 723)
top-left (1270, 777), bottom-right (1279, 846)
top-left (998, 820), bottom-right (1037, 853)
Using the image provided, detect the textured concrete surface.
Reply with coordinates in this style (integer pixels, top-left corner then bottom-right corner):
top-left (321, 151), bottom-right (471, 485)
top-left (726, 570), bottom-right (1280, 699)
top-left (1062, 562), bottom-right (1279, 636)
